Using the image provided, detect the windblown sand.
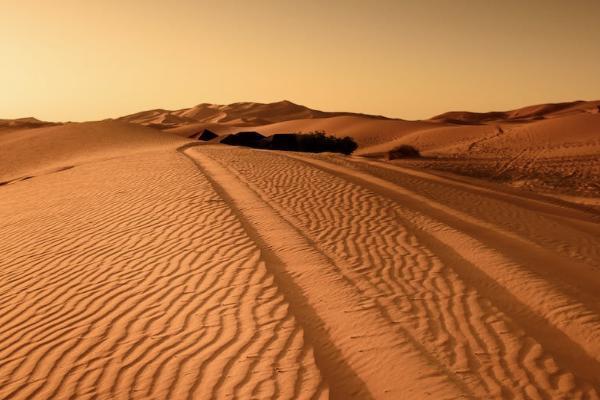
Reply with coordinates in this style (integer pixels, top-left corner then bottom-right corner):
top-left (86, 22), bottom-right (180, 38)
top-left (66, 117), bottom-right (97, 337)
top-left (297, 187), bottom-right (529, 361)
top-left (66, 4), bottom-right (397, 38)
top-left (1, 118), bottom-right (599, 399)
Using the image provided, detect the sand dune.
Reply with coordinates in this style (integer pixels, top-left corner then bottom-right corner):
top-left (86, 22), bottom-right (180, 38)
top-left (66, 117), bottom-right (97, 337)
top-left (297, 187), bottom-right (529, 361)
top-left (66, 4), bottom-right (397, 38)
top-left (0, 138), bottom-right (326, 399)
top-left (182, 145), bottom-right (600, 399)
top-left (0, 117), bottom-right (58, 135)
top-left (1, 99), bottom-right (599, 398)
top-left (0, 121), bottom-right (186, 184)
top-left (431, 100), bottom-right (600, 124)
top-left (119, 100), bottom-right (389, 131)
top-left (123, 99), bottom-right (600, 155)
top-left (1, 122), bottom-right (599, 397)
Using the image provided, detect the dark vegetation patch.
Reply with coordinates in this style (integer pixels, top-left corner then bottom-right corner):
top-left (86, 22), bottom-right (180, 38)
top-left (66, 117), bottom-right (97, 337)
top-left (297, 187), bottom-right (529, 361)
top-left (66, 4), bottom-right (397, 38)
top-left (388, 144), bottom-right (421, 159)
top-left (197, 129), bottom-right (218, 141)
top-left (220, 131), bottom-right (266, 147)
top-left (220, 131), bottom-right (358, 155)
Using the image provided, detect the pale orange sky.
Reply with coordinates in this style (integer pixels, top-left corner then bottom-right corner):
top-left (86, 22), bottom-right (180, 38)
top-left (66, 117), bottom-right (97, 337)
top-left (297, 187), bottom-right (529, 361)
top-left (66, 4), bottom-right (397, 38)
top-left (1, 0), bottom-right (599, 121)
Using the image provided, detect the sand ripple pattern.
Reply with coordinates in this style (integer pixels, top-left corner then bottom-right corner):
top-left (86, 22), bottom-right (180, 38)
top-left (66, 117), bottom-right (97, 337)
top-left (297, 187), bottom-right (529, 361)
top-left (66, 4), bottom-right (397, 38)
top-left (198, 146), bottom-right (600, 399)
top-left (0, 150), bottom-right (326, 399)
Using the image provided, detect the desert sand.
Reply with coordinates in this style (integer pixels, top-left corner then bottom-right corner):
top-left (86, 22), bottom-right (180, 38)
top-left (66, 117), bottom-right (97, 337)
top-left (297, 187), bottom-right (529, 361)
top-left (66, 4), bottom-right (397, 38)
top-left (1, 101), bottom-right (599, 399)
top-left (122, 100), bottom-right (600, 202)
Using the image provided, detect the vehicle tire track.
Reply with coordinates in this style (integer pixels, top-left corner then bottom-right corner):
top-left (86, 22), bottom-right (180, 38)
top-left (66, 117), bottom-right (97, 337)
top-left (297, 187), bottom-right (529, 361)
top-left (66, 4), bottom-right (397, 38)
top-left (193, 144), bottom-right (600, 399)
top-left (0, 148), bottom-right (325, 400)
top-left (183, 145), bottom-right (468, 399)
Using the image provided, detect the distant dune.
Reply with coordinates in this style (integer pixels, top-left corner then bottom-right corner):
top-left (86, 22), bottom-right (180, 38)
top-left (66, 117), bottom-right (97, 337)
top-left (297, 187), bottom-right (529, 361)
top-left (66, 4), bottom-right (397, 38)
top-left (3, 99), bottom-right (599, 200)
top-left (120, 99), bottom-right (600, 156)
top-left (116, 99), bottom-right (600, 200)
top-left (118, 100), bottom-right (389, 131)
top-left (430, 100), bottom-right (600, 124)
top-left (0, 117), bottom-right (59, 133)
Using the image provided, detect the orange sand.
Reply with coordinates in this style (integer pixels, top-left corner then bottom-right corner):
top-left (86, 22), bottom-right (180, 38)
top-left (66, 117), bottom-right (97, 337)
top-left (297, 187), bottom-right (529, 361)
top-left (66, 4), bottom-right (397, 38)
top-left (1, 101), bottom-right (599, 398)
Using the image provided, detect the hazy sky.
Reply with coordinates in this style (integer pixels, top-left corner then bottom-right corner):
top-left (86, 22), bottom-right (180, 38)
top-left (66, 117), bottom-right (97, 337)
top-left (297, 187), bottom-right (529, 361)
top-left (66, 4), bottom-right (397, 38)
top-left (1, 0), bottom-right (599, 121)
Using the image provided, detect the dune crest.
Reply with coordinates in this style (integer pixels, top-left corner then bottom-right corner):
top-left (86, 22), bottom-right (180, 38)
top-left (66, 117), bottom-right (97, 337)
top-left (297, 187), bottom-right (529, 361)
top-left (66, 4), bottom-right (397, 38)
top-left (0, 117), bottom-right (59, 132)
top-left (118, 100), bottom-right (390, 130)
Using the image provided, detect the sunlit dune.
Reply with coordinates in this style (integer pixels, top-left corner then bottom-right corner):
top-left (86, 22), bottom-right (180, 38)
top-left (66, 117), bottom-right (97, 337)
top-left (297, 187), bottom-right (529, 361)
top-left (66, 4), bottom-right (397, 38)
top-left (118, 100), bottom-right (389, 131)
top-left (3, 0), bottom-right (600, 397)
top-left (0, 121), bottom-right (186, 184)
top-left (1, 99), bottom-right (599, 399)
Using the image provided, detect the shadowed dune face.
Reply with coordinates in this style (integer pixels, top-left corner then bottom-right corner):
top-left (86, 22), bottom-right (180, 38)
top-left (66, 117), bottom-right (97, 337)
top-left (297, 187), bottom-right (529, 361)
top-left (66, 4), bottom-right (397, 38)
top-left (197, 129), bottom-right (218, 141)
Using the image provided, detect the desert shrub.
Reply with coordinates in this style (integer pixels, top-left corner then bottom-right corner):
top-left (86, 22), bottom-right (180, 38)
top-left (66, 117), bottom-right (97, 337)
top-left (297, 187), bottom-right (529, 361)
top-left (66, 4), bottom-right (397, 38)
top-left (198, 129), bottom-right (218, 141)
top-left (269, 134), bottom-right (298, 151)
top-left (220, 130), bottom-right (358, 155)
top-left (220, 131), bottom-right (266, 147)
top-left (389, 144), bottom-right (421, 159)
top-left (297, 131), bottom-right (358, 155)
top-left (337, 136), bottom-right (359, 155)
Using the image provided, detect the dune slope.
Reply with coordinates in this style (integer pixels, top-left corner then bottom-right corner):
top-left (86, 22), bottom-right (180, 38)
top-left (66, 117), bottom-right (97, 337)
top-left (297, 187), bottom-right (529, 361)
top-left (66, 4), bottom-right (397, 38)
top-left (0, 121), bottom-right (187, 183)
top-left (0, 139), bottom-right (326, 399)
top-left (118, 100), bottom-right (600, 200)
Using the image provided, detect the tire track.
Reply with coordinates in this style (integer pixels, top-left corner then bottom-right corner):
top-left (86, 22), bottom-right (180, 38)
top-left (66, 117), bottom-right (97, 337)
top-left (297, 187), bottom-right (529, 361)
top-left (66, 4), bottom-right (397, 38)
top-left (184, 146), bottom-right (468, 399)
top-left (0, 148), bottom-right (325, 399)
top-left (194, 145), bottom-right (600, 399)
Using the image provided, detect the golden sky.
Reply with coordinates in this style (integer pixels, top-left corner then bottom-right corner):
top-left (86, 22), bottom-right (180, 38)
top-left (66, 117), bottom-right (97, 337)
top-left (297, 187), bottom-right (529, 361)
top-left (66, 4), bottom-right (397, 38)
top-left (1, 0), bottom-right (599, 121)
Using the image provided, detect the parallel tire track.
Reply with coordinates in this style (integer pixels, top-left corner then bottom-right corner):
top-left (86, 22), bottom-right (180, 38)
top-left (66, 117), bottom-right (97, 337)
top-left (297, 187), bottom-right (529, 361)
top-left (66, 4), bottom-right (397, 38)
top-left (193, 145), bottom-right (600, 399)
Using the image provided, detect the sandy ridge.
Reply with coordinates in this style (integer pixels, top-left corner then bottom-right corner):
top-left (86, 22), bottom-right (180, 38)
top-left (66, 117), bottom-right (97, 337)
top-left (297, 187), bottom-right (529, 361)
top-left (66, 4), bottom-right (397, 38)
top-left (0, 148), bottom-right (326, 399)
